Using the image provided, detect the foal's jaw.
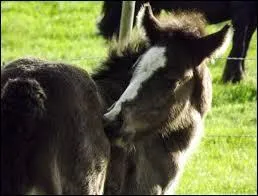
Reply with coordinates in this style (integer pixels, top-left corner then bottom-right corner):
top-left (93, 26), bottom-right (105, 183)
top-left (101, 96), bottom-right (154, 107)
top-left (103, 112), bottom-right (136, 148)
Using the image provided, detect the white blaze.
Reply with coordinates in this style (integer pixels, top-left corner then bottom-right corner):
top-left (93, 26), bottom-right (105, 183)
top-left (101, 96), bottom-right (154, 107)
top-left (104, 46), bottom-right (167, 121)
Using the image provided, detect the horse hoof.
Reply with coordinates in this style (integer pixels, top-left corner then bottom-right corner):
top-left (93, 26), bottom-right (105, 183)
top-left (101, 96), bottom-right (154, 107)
top-left (222, 72), bottom-right (244, 83)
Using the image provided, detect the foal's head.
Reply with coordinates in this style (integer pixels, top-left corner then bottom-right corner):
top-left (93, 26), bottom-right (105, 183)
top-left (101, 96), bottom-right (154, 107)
top-left (104, 4), bottom-right (231, 147)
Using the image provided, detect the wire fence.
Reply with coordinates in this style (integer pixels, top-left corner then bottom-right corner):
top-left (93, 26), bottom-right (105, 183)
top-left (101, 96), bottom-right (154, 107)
top-left (215, 57), bottom-right (257, 61)
top-left (63, 56), bottom-right (257, 63)
top-left (2, 56), bottom-right (256, 67)
top-left (1, 54), bottom-right (256, 139)
top-left (204, 135), bottom-right (257, 139)
top-left (3, 56), bottom-right (256, 139)
top-left (1, 56), bottom-right (257, 68)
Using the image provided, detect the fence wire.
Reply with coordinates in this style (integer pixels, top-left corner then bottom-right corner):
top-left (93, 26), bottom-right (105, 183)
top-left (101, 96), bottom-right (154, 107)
top-left (1, 56), bottom-right (257, 67)
top-left (1, 52), bottom-right (256, 141)
top-left (65, 56), bottom-right (257, 62)
top-left (204, 135), bottom-right (257, 139)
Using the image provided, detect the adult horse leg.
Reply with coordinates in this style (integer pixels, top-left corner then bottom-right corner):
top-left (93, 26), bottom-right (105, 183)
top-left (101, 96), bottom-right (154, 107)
top-left (222, 10), bottom-right (256, 83)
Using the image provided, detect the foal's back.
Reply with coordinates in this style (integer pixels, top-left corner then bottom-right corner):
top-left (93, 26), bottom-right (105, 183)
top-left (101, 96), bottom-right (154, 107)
top-left (1, 58), bottom-right (110, 194)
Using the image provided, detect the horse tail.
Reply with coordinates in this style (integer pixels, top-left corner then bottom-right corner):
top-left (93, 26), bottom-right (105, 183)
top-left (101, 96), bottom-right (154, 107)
top-left (1, 78), bottom-right (47, 137)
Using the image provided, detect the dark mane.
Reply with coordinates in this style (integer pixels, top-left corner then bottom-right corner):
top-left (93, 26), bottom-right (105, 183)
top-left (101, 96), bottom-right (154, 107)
top-left (92, 29), bottom-right (150, 80)
top-left (92, 30), bottom-right (150, 108)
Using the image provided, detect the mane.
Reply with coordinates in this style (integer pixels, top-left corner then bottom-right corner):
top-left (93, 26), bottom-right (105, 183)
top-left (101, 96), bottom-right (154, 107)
top-left (92, 28), bottom-right (150, 108)
top-left (92, 28), bottom-right (149, 80)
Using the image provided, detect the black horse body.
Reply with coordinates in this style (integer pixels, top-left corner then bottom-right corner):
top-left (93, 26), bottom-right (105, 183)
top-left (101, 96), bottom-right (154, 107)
top-left (1, 59), bottom-right (111, 194)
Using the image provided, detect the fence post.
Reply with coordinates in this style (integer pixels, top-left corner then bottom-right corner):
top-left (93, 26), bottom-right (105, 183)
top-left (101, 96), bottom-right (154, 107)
top-left (118, 1), bottom-right (136, 48)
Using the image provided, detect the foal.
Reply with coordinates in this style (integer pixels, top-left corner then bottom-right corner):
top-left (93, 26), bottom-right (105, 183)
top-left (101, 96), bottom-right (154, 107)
top-left (1, 59), bottom-right (110, 194)
top-left (103, 4), bottom-right (232, 194)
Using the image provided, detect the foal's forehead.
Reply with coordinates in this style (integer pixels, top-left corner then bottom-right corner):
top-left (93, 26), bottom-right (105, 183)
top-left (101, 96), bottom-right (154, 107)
top-left (119, 45), bottom-right (168, 104)
top-left (133, 46), bottom-right (167, 77)
top-left (104, 46), bottom-right (167, 121)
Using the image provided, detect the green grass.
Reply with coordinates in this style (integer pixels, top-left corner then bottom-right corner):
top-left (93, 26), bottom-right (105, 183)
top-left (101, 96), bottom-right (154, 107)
top-left (1, 1), bottom-right (108, 72)
top-left (1, 1), bottom-right (257, 194)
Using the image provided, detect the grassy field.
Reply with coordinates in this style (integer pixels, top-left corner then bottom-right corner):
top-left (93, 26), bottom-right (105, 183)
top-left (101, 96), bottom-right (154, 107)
top-left (1, 2), bottom-right (257, 194)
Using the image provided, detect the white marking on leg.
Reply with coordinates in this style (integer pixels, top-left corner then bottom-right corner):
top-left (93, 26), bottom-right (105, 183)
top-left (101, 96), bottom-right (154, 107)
top-left (104, 46), bottom-right (167, 120)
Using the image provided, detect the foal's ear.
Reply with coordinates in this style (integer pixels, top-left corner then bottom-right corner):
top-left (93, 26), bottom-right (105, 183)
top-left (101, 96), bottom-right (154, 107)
top-left (190, 24), bottom-right (232, 66)
top-left (137, 3), bottom-right (163, 43)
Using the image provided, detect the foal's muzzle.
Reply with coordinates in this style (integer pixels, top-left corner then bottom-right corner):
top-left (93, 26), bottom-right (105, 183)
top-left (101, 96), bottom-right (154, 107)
top-left (103, 115), bottom-right (135, 148)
